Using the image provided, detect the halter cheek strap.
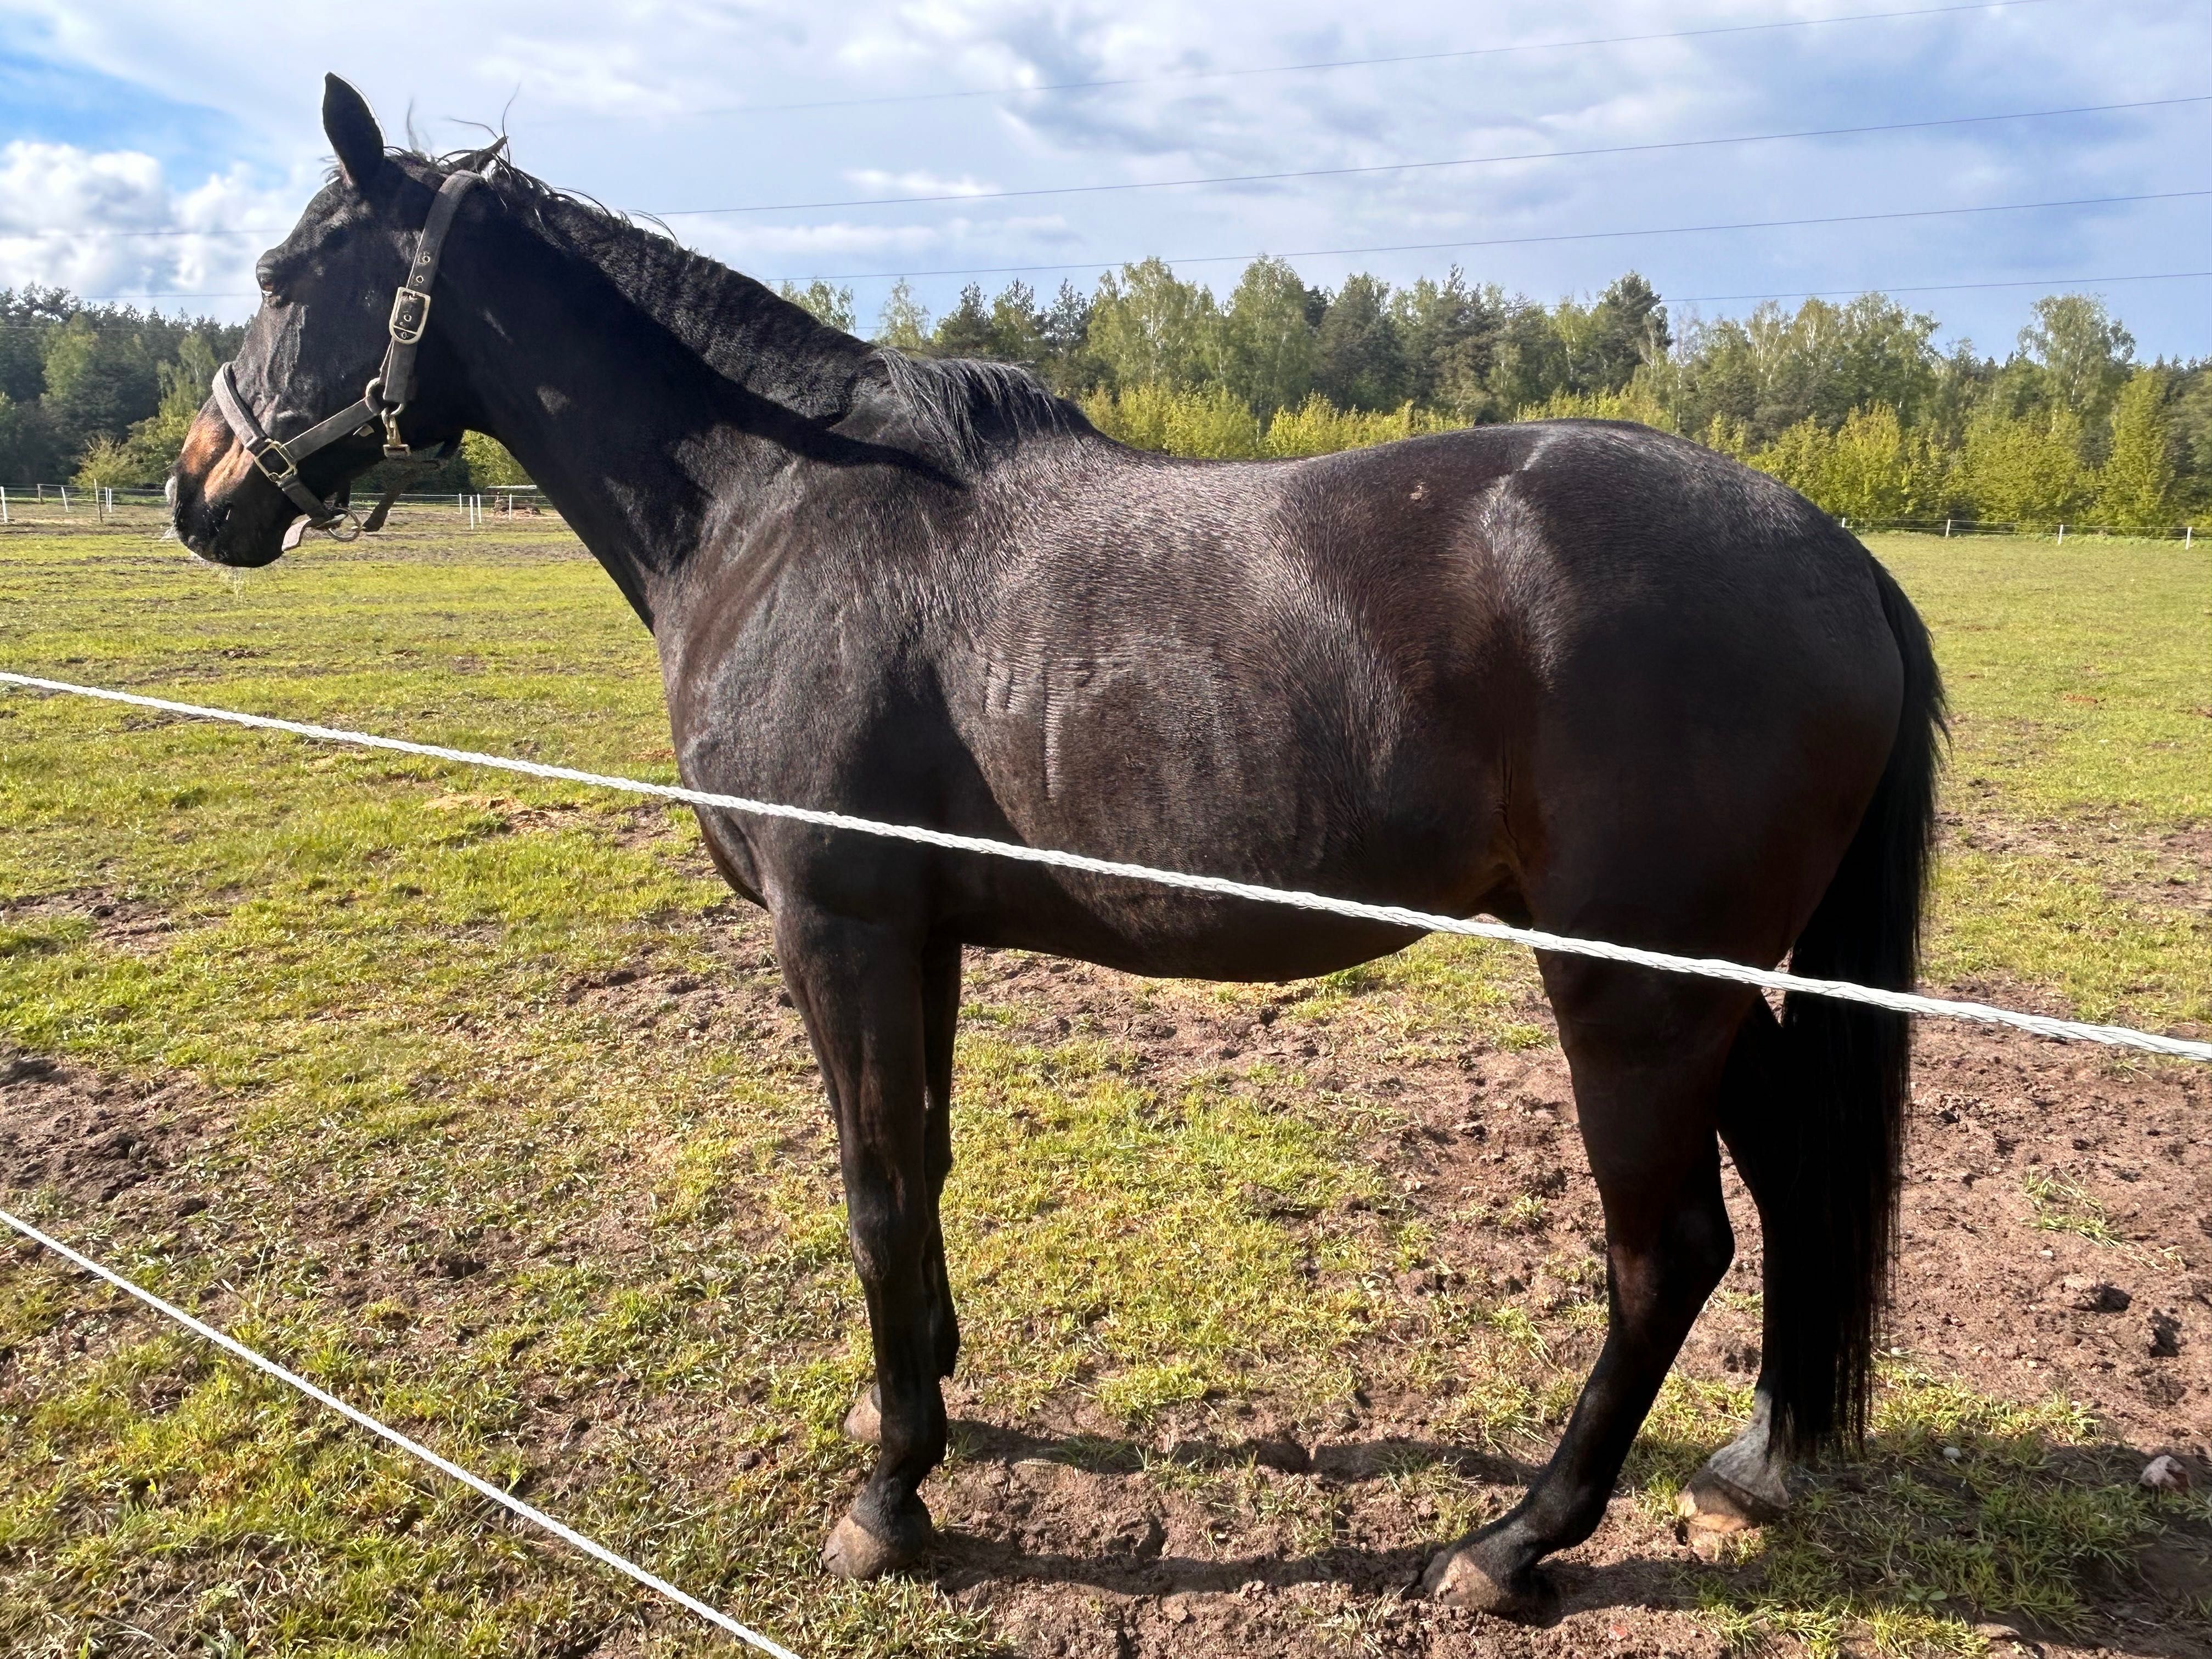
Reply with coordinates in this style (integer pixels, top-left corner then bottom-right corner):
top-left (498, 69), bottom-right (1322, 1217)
top-left (211, 167), bottom-right (483, 544)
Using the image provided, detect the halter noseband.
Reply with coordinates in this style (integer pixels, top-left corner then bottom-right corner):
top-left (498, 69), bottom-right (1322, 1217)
top-left (212, 167), bottom-right (482, 548)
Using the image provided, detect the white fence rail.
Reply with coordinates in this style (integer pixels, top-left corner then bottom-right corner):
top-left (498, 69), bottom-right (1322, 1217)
top-left (4, 662), bottom-right (2208, 1655)
top-left (0, 1204), bottom-right (800, 1657)
top-left (5, 671), bottom-right (2207, 1063)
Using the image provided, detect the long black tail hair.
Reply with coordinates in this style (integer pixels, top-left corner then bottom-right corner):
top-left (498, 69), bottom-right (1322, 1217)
top-left (1763, 557), bottom-right (1946, 1451)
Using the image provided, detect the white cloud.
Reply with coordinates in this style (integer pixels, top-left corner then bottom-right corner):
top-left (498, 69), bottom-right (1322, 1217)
top-left (0, 140), bottom-right (302, 304)
top-left (700, 219), bottom-right (944, 257)
top-left (0, 0), bottom-right (2203, 346)
top-left (841, 168), bottom-right (998, 197)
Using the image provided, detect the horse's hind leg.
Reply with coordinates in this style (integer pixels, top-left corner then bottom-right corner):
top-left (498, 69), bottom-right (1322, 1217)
top-left (1425, 957), bottom-right (1747, 1617)
top-left (1679, 997), bottom-right (1795, 1538)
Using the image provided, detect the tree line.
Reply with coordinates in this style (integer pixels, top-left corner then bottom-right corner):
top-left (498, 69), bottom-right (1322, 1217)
top-left (6, 260), bottom-right (2207, 529)
top-left (830, 261), bottom-right (2208, 529)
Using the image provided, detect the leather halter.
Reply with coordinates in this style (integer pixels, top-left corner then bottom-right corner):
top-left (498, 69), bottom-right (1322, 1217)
top-left (212, 167), bottom-right (482, 547)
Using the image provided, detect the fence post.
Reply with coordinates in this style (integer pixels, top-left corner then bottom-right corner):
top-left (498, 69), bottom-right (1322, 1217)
top-left (1943, 518), bottom-right (1951, 538)
top-left (2056, 523), bottom-right (2064, 545)
top-left (1, 486), bottom-right (8, 524)
top-left (60, 486), bottom-right (70, 515)
top-left (2188, 526), bottom-right (2194, 549)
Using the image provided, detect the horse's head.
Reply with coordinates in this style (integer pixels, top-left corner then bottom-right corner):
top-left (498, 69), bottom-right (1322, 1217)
top-left (173, 76), bottom-right (481, 566)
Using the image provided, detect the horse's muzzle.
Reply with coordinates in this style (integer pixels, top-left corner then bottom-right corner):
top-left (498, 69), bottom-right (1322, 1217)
top-left (171, 405), bottom-right (295, 567)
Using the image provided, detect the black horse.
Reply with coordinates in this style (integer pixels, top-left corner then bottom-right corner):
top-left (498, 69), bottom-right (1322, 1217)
top-left (171, 77), bottom-right (1942, 1616)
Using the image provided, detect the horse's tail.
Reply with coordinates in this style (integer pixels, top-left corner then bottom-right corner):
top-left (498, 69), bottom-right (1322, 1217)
top-left (1763, 557), bottom-right (1945, 1452)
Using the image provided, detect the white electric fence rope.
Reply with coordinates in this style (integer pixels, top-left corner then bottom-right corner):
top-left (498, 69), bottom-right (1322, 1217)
top-left (4, 669), bottom-right (2208, 1064)
top-left (0, 1204), bottom-right (803, 1659)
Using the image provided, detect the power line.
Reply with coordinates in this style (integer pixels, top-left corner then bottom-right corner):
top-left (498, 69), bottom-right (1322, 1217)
top-left (644, 95), bottom-right (2212, 215)
top-left (32, 272), bottom-right (2212, 330)
top-left (1670, 269), bottom-right (2212, 302)
top-left (745, 189), bottom-right (2208, 285)
top-left (27, 195), bottom-right (2211, 312)
top-left (566, 0), bottom-right (2085, 120)
top-left (9, 96), bottom-right (2200, 245)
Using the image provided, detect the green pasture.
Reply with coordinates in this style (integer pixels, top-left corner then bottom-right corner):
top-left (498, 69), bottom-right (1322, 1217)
top-left (0, 522), bottom-right (2204, 1655)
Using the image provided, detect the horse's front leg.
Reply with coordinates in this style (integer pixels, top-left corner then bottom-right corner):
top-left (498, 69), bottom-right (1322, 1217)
top-left (844, 936), bottom-right (963, 1446)
top-left (776, 906), bottom-right (945, 1578)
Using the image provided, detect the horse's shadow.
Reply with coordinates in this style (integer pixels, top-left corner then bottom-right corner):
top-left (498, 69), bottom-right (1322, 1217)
top-left (928, 1419), bottom-right (2212, 1654)
top-left (933, 1417), bottom-right (1576, 1614)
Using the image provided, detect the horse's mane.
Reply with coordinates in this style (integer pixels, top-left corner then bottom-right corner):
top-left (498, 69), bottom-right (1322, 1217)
top-left (407, 146), bottom-right (1081, 474)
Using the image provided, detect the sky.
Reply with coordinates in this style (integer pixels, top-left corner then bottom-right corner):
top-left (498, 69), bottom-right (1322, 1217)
top-left (0, 0), bottom-right (2207, 359)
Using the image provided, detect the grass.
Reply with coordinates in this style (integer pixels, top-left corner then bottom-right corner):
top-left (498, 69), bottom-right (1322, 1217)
top-left (2021, 1172), bottom-right (2125, 1246)
top-left (1868, 533), bottom-right (2211, 1028)
top-left (0, 522), bottom-right (2204, 1655)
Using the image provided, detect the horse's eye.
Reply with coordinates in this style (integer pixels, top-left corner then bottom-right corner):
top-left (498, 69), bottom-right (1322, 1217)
top-left (254, 255), bottom-right (288, 305)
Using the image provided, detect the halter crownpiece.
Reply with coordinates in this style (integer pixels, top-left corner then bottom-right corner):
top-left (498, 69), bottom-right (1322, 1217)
top-left (211, 167), bottom-right (483, 549)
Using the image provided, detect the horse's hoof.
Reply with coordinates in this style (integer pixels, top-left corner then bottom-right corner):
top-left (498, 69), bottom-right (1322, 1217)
top-left (1420, 1546), bottom-right (1560, 1623)
top-left (1676, 1466), bottom-right (1787, 1534)
top-left (843, 1386), bottom-right (882, 1446)
top-left (820, 1506), bottom-right (931, 1579)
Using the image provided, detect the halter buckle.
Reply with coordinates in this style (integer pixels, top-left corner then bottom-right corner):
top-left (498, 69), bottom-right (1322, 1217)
top-left (248, 438), bottom-right (301, 488)
top-left (388, 287), bottom-right (432, 345)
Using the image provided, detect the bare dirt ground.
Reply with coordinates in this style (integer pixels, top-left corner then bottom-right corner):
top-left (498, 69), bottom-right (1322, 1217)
top-left (6, 937), bottom-right (2207, 1658)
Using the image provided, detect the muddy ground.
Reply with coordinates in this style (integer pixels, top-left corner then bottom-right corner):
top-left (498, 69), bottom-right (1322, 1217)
top-left (6, 927), bottom-right (2207, 1659)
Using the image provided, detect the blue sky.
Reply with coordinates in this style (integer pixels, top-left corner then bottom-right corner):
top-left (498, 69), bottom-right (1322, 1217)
top-left (1, 0), bottom-right (2206, 359)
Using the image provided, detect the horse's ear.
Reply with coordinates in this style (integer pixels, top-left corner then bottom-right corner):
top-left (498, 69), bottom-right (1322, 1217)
top-left (323, 75), bottom-right (386, 189)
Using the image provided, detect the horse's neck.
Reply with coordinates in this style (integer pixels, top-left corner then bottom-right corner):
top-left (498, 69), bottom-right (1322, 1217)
top-left (440, 223), bottom-right (834, 632)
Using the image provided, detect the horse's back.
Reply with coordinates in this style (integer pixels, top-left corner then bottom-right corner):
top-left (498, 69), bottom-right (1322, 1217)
top-left (946, 420), bottom-right (1908, 962)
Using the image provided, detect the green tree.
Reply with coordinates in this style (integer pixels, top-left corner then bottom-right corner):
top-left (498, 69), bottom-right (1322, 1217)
top-left (1959, 405), bottom-right (2090, 528)
top-left (873, 279), bottom-right (932, 351)
top-left (776, 279), bottom-right (857, 333)
top-left (985, 281), bottom-right (1048, 364)
top-left (2165, 364), bottom-right (2212, 514)
top-left (930, 284), bottom-right (998, 357)
top-left (42, 317), bottom-right (160, 452)
top-left (87, 331), bottom-right (221, 483)
top-left (1035, 280), bottom-right (1096, 394)
top-left (2019, 293), bottom-right (2134, 432)
top-left (2096, 369), bottom-right (2175, 528)
top-left (1486, 299), bottom-right (1567, 415)
top-left (1747, 416), bottom-right (1830, 503)
top-left (1391, 268), bottom-right (1505, 419)
top-left (1081, 382), bottom-right (1262, 457)
top-left (1087, 258), bottom-right (1220, 390)
top-left (1218, 257), bottom-right (1317, 416)
top-left (1577, 272), bottom-right (1668, 394)
top-left (460, 432), bottom-right (532, 487)
top-left (1313, 273), bottom-right (1405, 410)
top-left (0, 388), bottom-right (64, 481)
